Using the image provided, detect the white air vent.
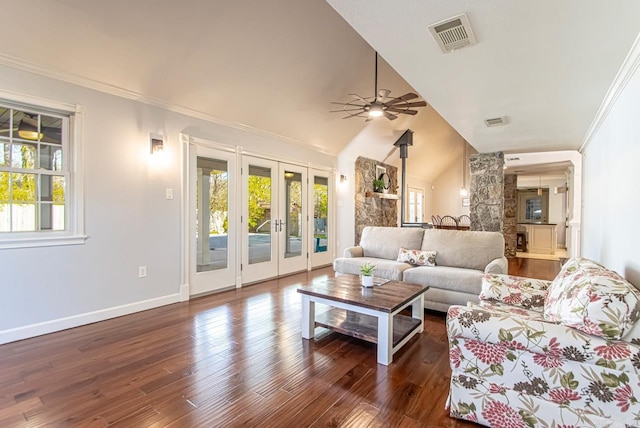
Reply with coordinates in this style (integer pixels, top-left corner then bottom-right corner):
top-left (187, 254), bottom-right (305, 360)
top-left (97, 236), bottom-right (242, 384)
top-left (484, 116), bottom-right (508, 127)
top-left (428, 13), bottom-right (477, 53)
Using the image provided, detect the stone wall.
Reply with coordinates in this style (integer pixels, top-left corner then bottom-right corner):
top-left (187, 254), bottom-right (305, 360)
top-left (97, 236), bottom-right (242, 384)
top-left (470, 152), bottom-right (504, 232)
top-left (354, 156), bottom-right (398, 245)
top-left (503, 174), bottom-right (517, 258)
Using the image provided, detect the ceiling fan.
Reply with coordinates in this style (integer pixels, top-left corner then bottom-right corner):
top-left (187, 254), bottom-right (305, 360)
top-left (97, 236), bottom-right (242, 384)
top-left (330, 52), bottom-right (427, 121)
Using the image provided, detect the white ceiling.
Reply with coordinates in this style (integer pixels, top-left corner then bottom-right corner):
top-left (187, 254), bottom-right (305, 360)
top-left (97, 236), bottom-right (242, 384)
top-left (1, 1), bottom-right (638, 181)
top-left (327, 0), bottom-right (640, 154)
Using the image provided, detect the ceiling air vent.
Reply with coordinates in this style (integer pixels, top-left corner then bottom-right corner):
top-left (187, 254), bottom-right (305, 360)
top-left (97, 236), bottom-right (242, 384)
top-left (428, 13), bottom-right (477, 53)
top-left (484, 116), bottom-right (508, 127)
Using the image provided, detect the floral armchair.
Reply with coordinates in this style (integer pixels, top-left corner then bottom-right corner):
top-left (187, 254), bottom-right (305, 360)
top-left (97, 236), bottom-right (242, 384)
top-left (446, 258), bottom-right (640, 427)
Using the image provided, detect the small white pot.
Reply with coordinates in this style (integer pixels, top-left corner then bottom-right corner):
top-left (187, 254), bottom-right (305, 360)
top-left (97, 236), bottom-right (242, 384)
top-left (361, 275), bottom-right (374, 288)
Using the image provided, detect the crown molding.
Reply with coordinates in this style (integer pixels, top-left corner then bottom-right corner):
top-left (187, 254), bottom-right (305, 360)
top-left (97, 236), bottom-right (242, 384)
top-left (580, 33), bottom-right (640, 153)
top-left (0, 53), bottom-right (337, 157)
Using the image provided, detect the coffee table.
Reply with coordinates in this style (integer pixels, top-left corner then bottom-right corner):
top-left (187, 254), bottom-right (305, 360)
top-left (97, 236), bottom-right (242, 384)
top-left (297, 275), bottom-right (429, 365)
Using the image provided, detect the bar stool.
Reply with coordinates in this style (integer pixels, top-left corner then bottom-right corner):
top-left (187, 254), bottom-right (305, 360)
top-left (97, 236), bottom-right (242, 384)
top-left (516, 232), bottom-right (528, 252)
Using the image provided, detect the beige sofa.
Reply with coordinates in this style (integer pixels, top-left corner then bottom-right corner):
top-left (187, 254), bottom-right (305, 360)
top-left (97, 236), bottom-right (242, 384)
top-left (333, 226), bottom-right (507, 311)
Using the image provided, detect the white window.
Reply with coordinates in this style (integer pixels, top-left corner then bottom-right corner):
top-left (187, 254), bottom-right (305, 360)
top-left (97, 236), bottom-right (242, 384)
top-left (0, 92), bottom-right (85, 249)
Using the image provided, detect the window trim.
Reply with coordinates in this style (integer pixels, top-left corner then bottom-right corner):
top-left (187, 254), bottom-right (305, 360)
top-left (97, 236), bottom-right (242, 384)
top-left (0, 89), bottom-right (86, 249)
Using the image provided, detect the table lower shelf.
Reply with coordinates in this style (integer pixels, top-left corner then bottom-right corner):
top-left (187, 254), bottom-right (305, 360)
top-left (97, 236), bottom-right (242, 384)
top-left (314, 308), bottom-right (421, 347)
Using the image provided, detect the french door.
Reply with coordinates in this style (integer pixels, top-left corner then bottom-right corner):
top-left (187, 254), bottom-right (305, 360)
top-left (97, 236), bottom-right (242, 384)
top-left (241, 156), bottom-right (308, 284)
top-left (188, 145), bottom-right (238, 295)
top-left (309, 169), bottom-right (332, 268)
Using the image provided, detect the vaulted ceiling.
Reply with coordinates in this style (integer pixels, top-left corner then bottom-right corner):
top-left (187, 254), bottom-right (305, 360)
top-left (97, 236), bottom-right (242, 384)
top-left (1, 1), bottom-right (639, 181)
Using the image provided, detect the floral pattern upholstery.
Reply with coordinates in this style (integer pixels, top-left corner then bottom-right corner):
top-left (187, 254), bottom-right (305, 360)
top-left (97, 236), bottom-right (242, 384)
top-left (396, 247), bottom-right (436, 267)
top-left (544, 258), bottom-right (640, 340)
top-left (447, 260), bottom-right (640, 428)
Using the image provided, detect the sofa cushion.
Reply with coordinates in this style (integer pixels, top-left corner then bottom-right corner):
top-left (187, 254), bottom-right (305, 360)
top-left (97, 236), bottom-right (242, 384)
top-left (332, 257), bottom-right (412, 281)
top-left (421, 229), bottom-right (504, 271)
top-left (544, 258), bottom-right (640, 340)
top-left (403, 266), bottom-right (484, 294)
top-left (397, 247), bottom-right (436, 267)
top-left (360, 226), bottom-right (424, 260)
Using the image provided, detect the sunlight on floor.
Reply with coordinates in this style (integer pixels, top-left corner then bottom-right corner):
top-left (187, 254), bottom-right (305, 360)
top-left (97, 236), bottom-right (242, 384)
top-left (516, 248), bottom-right (568, 261)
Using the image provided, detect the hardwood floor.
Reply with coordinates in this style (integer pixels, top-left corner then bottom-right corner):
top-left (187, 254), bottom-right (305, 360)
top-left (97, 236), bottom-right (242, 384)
top-left (0, 258), bottom-right (561, 427)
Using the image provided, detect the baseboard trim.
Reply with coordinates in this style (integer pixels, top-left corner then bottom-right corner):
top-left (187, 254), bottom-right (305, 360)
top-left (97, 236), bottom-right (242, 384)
top-left (0, 293), bottom-right (181, 345)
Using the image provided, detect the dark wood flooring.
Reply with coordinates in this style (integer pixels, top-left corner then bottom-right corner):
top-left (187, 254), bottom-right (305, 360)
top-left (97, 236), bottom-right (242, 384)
top-left (0, 258), bottom-right (560, 427)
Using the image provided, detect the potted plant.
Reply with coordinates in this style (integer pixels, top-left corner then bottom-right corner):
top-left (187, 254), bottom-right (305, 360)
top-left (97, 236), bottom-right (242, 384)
top-left (360, 262), bottom-right (376, 287)
top-left (373, 178), bottom-right (385, 193)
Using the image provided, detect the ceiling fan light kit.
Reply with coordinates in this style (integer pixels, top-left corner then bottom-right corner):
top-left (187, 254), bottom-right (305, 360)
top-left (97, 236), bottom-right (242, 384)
top-left (330, 52), bottom-right (427, 121)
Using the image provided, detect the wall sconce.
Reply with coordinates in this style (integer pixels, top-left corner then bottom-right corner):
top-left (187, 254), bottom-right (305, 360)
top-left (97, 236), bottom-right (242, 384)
top-left (339, 174), bottom-right (347, 183)
top-left (150, 133), bottom-right (164, 155)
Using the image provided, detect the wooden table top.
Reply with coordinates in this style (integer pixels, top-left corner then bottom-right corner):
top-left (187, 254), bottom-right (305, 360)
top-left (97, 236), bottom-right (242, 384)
top-left (297, 275), bottom-right (429, 313)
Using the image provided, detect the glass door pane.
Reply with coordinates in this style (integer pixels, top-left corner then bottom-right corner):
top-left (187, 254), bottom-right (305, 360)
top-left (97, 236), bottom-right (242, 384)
top-left (242, 156), bottom-right (278, 284)
top-left (196, 156), bottom-right (228, 272)
top-left (278, 163), bottom-right (307, 276)
top-left (313, 176), bottom-right (328, 254)
top-left (248, 165), bottom-right (273, 265)
top-left (190, 145), bottom-right (237, 296)
top-left (283, 170), bottom-right (302, 259)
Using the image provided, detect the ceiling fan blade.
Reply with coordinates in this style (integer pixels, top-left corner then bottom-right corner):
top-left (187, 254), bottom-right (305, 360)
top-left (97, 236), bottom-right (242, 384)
top-left (384, 112), bottom-right (398, 120)
top-left (386, 108), bottom-right (419, 115)
top-left (329, 108), bottom-right (366, 113)
top-left (348, 93), bottom-right (370, 103)
top-left (385, 93), bottom-right (419, 105)
top-left (396, 101), bottom-right (427, 108)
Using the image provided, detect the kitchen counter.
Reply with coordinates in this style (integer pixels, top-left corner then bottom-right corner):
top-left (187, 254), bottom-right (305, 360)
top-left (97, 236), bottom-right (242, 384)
top-left (519, 223), bottom-right (557, 255)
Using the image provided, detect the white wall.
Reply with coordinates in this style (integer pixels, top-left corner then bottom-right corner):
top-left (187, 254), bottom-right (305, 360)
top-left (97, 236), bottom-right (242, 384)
top-left (582, 44), bottom-right (640, 288)
top-left (431, 151), bottom-right (470, 219)
top-left (0, 65), bottom-right (334, 342)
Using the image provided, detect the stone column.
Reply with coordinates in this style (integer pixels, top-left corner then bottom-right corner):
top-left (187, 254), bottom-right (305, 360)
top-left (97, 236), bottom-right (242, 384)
top-left (470, 152), bottom-right (504, 232)
top-left (354, 156), bottom-right (398, 244)
top-left (503, 174), bottom-right (517, 258)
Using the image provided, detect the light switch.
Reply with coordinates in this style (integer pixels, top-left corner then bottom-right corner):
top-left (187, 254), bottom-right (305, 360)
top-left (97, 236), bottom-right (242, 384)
top-left (166, 188), bottom-right (174, 200)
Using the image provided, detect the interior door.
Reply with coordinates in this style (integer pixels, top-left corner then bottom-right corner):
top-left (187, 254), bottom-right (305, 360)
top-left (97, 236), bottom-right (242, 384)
top-left (277, 163), bottom-right (308, 275)
top-left (189, 145), bottom-right (237, 295)
top-left (241, 156), bottom-right (279, 283)
top-left (310, 169), bottom-right (332, 268)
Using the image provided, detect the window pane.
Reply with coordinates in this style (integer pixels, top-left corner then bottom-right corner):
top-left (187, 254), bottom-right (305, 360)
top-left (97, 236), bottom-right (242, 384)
top-left (52, 176), bottom-right (65, 204)
top-left (0, 171), bottom-right (8, 202)
top-left (40, 202), bottom-right (65, 231)
top-left (313, 176), bottom-right (328, 253)
top-left (0, 108), bottom-right (10, 136)
top-left (0, 142), bottom-right (7, 166)
top-left (11, 143), bottom-right (36, 169)
top-left (12, 173), bottom-right (36, 202)
top-left (16, 111), bottom-right (42, 142)
top-left (41, 115), bottom-right (62, 145)
top-left (12, 204), bottom-right (36, 231)
top-left (248, 165), bottom-right (272, 265)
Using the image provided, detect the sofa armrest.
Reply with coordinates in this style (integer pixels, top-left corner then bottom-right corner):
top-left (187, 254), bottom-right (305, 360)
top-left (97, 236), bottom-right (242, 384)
top-left (484, 256), bottom-right (507, 274)
top-left (479, 273), bottom-right (550, 311)
top-left (446, 305), bottom-right (639, 369)
top-left (343, 246), bottom-right (363, 258)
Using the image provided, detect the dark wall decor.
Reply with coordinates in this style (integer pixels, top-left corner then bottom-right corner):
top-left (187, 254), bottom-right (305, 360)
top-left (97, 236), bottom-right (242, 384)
top-left (470, 152), bottom-right (504, 232)
top-left (354, 156), bottom-right (398, 244)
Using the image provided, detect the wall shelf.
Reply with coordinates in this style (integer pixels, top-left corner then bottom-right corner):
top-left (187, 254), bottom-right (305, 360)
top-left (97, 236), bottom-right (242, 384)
top-left (365, 192), bottom-right (400, 200)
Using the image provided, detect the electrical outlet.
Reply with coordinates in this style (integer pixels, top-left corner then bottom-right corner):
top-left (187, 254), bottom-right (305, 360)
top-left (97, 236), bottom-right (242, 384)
top-left (138, 266), bottom-right (147, 278)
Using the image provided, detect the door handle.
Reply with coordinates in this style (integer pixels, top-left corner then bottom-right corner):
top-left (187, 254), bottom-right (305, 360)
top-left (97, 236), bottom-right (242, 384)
top-left (279, 219), bottom-right (285, 232)
top-left (273, 219), bottom-right (279, 231)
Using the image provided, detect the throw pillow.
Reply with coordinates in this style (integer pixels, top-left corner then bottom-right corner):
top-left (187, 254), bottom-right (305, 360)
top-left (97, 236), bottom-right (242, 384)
top-left (397, 247), bottom-right (436, 267)
top-left (544, 258), bottom-right (640, 340)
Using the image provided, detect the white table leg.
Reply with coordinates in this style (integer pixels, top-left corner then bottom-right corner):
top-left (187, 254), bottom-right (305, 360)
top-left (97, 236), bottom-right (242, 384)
top-left (411, 293), bottom-right (425, 333)
top-left (301, 295), bottom-right (315, 339)
top-left (377, 312), bottom-right (393, 365)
